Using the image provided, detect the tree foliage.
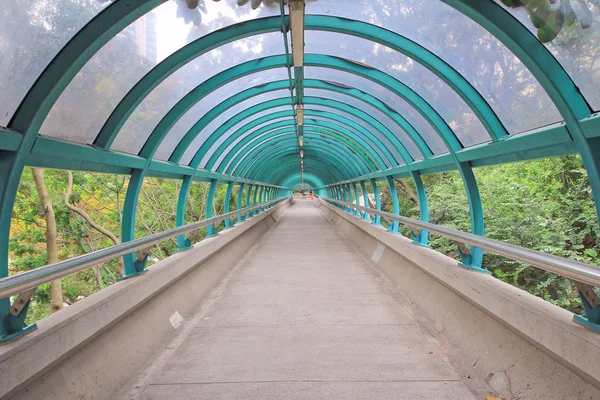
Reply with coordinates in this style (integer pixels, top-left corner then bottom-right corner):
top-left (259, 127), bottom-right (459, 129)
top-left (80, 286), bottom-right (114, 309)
top-left (377, 155), bottom-right (599, 313)
top-left (9, 169), bottom-right (229, 323)
top-left (8, 155), bottom-right (600, 322)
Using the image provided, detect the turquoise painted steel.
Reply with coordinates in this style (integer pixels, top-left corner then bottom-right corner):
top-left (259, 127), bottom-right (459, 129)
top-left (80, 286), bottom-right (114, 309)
top-left (244, 147), bottom-right (362, 183)
top-left (410, 171), bottom-right (430, 247)
top-left (232, 137), bottom-right (374, 178)
top-left (352, 182), bottom-right (361, 216)
top-left (336, 185), bottom-right (343, 209)
top-left (98, 16), bottom-right (507, 157)
top-left (342, 184), bottom-right (352, 212)
top-left (385, 176), bottom-right (400, 233)
top-left (251, 185), bottom-right (260, 217)
top-left (337, 185), bottom-right (345, 209)
top-left (205, 179), bottom-right (219, 237)
top-left (2, 0), bottom-right (600, 340)
top-left (309, 122), bottom-right (575, 186)
top-left (456, 164), bottom-right (486, 272)
top-left (188, 96), bottom-right (413, 170)
top-left (82, 13), bottom-right (578, 278)
top-left (208, 120), bottom-right (388, 172)
top-left (360, 180), bottom-right (370, 220)
top-left (239, 142), bottom-right (367, 180)
top-left (449, 1), bottom-right (600, 236)
top-left (281, 172), bottom-right (326, 189)
top-left (237, 183), bottom-right (246, 222)
top-left (120, 169), bottom-right (148, 278)
top-left (223, 182), bottom-right (235, 229)
top-left (20, 121), bottom-right (576, 185)
top-left (255, 186), bottom-right (262, 215)
top-left (176, 175), bottom-right (194, 250)
top-left (259, 186), bottom-right (266, 213)
top-left (213, 111), bottom-right (400, 172)
top-left (0, 0), bottom-right (168, 338)
top-left (94, 16), bottom-right (282, 150)
top-left (276, 162), bottom-right (342, 184)
top-left (256, 158), bottom-right (343, 185)
top-left (245, 184), bottom-right (254, 219)
top-left (141, 69), bottom-right (447, 165)
top-left (244, 155), bottom-right (345, 185)
top-left (218, 129), bottom-right (382, 172)
top-left (370, 178), bottom-right (382, 226)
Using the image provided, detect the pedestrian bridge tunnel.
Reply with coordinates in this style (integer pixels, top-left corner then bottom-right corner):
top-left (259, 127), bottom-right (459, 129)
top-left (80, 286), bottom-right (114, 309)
top-left (1, 1), bottom-right (600, 399)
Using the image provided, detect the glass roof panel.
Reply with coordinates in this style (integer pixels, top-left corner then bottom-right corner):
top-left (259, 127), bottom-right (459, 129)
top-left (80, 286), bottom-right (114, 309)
top-left (0, 0), bottom-right (108, 126)
top-left (306, 0), bottom-right (562, 133)
top-left (307, 104), bottom-right (406, 166)
top-left (305, 67), bottom-right (451, 154)
top-left (204, 111), bottom-right (394, 171)
top-left (229, 133), bottom-right (299, 174)
top-left (306, 115), bottom-right (393, 168)
top-left (305, 88), bottom-right (428, 159)
top-left (180, 104), bottom-right (291, 166)
top-left (111, 33), bottom-right (286, 155)
top-left (200, 116), bottom-right (293, 168)
top-left (152, 69), bottom-right (291, 161)
top-left (39, 0), bottom-right (281, 144)
top-left (304, 34), bottom-right (490, 148)
top-left (495, 1), bottom-right (600, 111)
top-left (113, 65), bottom-right (289, 156)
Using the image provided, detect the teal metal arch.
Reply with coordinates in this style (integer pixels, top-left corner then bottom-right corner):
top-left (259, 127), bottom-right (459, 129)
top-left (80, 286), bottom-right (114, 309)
top-left (91, 11), bottom-right (598, 276)
top-left (95, 15), bottom-right (507, 154)
top-left (241, 130), bottom-right (379, 170)
top-left (281, 172), bottom-right (325, 190)
top-left (223, 181), bottom-right (235, 229)
top-left (163, 76), bottom-right (442, 166)
top-left (281, 161), bottom-right (340, 187)
top-left (273, 164), bottom-right (349, 187)
top-left (259, 156), bottom-right (349, 184)
top-left (451, 1), bottom-right (600, 230)
top-left (191, 97), bottom-right (483, 268)
top-left (215, 128), bottom-right (384, 173)
top-left (2, 0), bottom-right (600, 341)
top-left (235, 138), bottom-right (371, 178)
top-left (179, 88), bottom-right (483, 268)
top-left (131, 55), bottom-right (468, 167)
top-left (4, 2), bottom-right (596, 279)
top-left (0, 2), bottom-right (169, 332)
top-left (269, 161), bottom-right (345, 185)
top-left (187, 97), bottom-right (415, 169)
top-left (207, 120), bottom-right (388, 172)
top-left (239, 143), bottom-right (370, 181)
top-left (236, 139), bottom-right (373, 179)
top-left (211, 110), bottom-right (401, 172)
top-left (176, 63), bottom-right (451, 165)
top-left (118, 53), bottom-right (447, 167)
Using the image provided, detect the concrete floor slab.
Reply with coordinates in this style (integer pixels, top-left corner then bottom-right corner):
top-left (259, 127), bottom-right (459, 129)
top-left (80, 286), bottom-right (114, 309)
top-left (142, 381), bottom-right (476, 400)
top-left (152, 324), bottom-right (460, 384)
top-left (136, 202), bottom-right (478, 399)
top-left (203, 292), bottom-right (414, 326)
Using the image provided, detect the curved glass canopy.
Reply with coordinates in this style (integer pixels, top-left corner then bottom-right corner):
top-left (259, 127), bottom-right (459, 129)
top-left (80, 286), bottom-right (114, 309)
top-left (1, 0), bottom-right (599, 277)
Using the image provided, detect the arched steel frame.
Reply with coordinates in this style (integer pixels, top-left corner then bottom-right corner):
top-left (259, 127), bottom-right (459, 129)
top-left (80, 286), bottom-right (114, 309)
top-left (226, 131), bottom-right (381, 173)
top-left (208, 121), bottom-right (387, 172)
top-left (1, 0), bottom-right (599, 340)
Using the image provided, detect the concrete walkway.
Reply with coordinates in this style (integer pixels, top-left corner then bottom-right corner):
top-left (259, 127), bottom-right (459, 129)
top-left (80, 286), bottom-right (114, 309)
top-left (136, 201), bottom-right (479, 399)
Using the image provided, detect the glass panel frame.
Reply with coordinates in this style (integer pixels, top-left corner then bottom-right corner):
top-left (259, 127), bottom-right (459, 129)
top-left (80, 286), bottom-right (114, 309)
top-left (304, 1), bottom-right (562, 134)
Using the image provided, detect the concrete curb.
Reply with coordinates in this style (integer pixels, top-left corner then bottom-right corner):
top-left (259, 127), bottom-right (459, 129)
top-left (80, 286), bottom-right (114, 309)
top-left (318, 200), bottom-right (600, 400)
top-left (0, 200), bottom-right (291, 399)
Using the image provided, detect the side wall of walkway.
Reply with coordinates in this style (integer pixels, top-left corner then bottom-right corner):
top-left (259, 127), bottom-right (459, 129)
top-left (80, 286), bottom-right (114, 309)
top-left (0, 199), bottom-right (292, 400)
top-left (317, 201), bottom-right (600, 400)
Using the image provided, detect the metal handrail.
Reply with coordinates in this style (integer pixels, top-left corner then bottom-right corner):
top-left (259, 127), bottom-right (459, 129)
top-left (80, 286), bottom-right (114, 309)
top-left (0, 196), bottom-right (291, 300)
top-left (316, 195), bottom-right (600, 288)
